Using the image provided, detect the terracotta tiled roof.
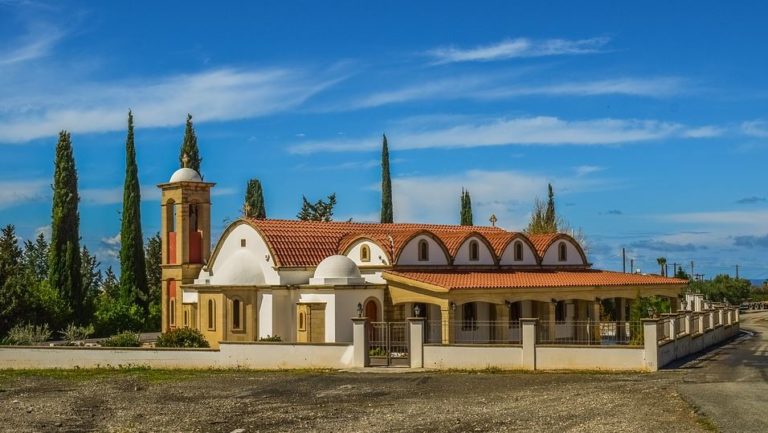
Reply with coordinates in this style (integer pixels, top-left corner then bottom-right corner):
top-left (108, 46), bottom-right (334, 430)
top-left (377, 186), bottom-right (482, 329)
top-left (383, 270), bottom-right (686, 290)
top-left (526, 233), bottom-right (560, 256)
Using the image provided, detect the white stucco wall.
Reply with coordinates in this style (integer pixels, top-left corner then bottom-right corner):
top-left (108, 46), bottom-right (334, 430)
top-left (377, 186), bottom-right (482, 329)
top-left (397, 235), bottom-right (449, 265)
top-left (424, 345), bottom-right (523, 369)
top-left (541, 239), bottom-right (586, 266)
top-left (334, 288), bottom-right (385, 342)
top-left (453, 237), bottom-right (495, 265)
top-left (535, 346), bottom-right (645, 370)
top-left (499, 240), bottom-right (538, 266)
top-left (345, 240), bottom-right (390, 266)
top-left (209, 223), bottom-right (280, 284)
top-left (258, 291), bottom-right (273, 338)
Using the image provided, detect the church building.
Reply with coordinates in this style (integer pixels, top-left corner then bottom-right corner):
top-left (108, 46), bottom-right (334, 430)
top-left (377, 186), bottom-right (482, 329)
top-left (159, 162), bottom-right (686, 348)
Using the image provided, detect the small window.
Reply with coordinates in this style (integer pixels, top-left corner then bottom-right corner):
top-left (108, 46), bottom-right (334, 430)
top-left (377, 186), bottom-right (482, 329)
top-left (241, 239), bottom-right (246, 247)
top-left (558, 242), bottom-right (568, 262)
top-left (360, 244), bottom-right (371, 262)
top-left (169, 299), bottom-right (176, 326)
top-left (514, 241), bottom-right (524, 262)
top-left (232, 299), bottom-right (242, 330)
top-left (418, 239), bottom-right (429, 261)
top-left (469, 240), bottom-right (479, 261)
top-left (298, 312), bottom-right (306, 331)
top-left (555, 301), bottom-right (566, 322)
top-left (207, 299), bottom-right (216, 330)
top-left (183, 310), bottom-right (189, 327)
top-left (461, 303), bottom-right (477, 330)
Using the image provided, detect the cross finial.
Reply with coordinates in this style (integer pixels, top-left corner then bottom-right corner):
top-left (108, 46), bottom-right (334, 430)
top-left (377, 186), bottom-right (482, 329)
top-left (182, 153), bottom-right (190, 168)
top-left (489, 214), bottom-right (498, 227)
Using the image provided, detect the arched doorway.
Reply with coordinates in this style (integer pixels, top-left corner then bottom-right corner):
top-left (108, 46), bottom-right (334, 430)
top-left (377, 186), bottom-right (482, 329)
top-left (365, 300), bottom-right (378, 322)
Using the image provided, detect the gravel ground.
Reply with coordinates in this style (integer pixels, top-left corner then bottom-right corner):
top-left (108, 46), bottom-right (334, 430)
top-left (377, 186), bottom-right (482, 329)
top-left (0, 369), bottom-right (709, 433)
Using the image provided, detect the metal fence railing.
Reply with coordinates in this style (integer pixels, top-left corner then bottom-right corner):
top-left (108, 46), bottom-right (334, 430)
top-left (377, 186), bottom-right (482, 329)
top-left (657, 318), bottom-right (671, 342)
top-left (675, 315), bottom-right (687, 337)
top-left (713, 312), bottom-right (721, 327)
top-left (368, 322), bottom-right (409, 367)
top-left (424, 320), bottom-right (522, 344)
top-left (692, 314), bottom-right (703, 334)
top-left (537, 321), bottom-right (642, 346)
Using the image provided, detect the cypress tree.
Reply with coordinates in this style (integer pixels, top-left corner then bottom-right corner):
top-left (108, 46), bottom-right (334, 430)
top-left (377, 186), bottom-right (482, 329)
top-left (380, 134), bottom-right (393, 223)
top-left (49, 131), bottom-right (83, 322)
top-left (244, 178), bottom-right (267, 219)
top-left (544, 183), bottom-right (557, 232)
top-left (119, 111), bottom-right (149, 312)
top-left (179, 113), bottom-right (202, 173)
top-left (460, 189), bottom-right (474, 226)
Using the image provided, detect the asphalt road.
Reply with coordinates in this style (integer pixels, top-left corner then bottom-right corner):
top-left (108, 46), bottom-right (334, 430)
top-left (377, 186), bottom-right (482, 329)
top-left (675, 310), bottom-right (768, 433)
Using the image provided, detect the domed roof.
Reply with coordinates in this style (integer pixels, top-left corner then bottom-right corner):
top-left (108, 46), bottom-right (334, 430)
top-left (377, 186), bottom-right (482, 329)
top-left (210, 249), bottom-right (265, 285)
top-left (169, 167), bottom-right (202, 183)
top-left (314, 255), bottom-right (361, 279)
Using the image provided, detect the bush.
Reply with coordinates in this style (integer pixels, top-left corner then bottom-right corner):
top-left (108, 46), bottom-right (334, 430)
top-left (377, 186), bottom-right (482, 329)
top-left (258, 335), bottom-right (282, 342)
top-left (101, 331), bottom-right (142, 347)
top-left (94, 297), bottom-right (144, 337)
top-left (59, 323), bottom-right (95, 345)
top-left (4, 323), bottom-right (51, 345)
top-left (155, 328), bottom-right (209, 348)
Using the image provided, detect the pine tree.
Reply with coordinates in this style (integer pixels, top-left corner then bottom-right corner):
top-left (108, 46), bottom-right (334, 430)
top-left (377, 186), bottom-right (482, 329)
top-left (244, 178), bottom-right (267, 219)
top-left (119, 111), bottom-right (149, 312)
top-left (179, 114), bottom-right (202, 173)
top-left (22, 233), bottom-right (48, 282)
top-left (380, 134), bottom-right (393, 223)
top-left (0, 224), bottom-right (26, 335)
top-left (145, 232), bottom-right (162, 331)
top-left (297, 194), bottom-right (337, 222)
top-left (460, 189), bottom-right (474, 226)
top-left (49, 131), bottom-right (83, 323)
top-left (81, 246), bottom-right (102, 319)
top-left (544, 183), bottom-right (557, 231)
top-left (0, 225), bottom-right (22, 290)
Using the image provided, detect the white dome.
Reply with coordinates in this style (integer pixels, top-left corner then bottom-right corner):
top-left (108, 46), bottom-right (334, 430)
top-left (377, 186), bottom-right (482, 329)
top-left (211, 249), bottom-right (265, 286)
top-left (314, 255), bottom-right (361, 279)
top-left (169, 167), bottom-right (202, 183)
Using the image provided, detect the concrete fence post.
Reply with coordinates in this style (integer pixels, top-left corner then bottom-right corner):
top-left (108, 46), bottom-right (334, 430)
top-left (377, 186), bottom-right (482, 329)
top-left (696, 313), bottom-right (705, 334)
top-left (717, 309), bottom-right (724, 327)
top-left (684, 313), bottom-right (692, 335)
top-left (521, 318), bottom-right (537, 371)
top-left (642, 319), bottom-right (659, 372)
top-left (661, 313), bottom-right (676, 340)
top-left (707, 310), bottom-right (715, 331)
top-left (351, 317), bottom-right (369, 368)
top-left (407, 317), bottom-right (424, 368)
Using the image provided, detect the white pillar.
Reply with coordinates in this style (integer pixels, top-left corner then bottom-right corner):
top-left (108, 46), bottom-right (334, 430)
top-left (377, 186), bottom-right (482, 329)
top-left (408, 318), bottom-right (424, 368)
top-left (642, 319), bottom-right (659, 371)
top-left (521, 318), bottom-right (537, 370)
top-left (351, 318), bottom-right (368, 368)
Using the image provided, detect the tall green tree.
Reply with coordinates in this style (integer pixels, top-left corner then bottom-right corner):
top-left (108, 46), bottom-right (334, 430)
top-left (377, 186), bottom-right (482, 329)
top-left (49, 131), bottom-right (84, 323)
top-left (145, 232), bottom-right (162, 330)
top-left (22, 233), bottom-right (48, 282)
top-left (656, 257), bottom-right (667, 277)
top-left (0, 225), bottom-right (26, 336)
top-left (460, 188), bottom-right (473, 226)
top-left (244, 178), bottom-right (267, 219)
top-left (297, 193), bottom-right (337, 222)
top-left (119, 111), bottom-right (149, 313)
top-left (179, 114), bottom-right (201, 173)
top-left (380, 134), bottom-right (393, 223)
top-left (544, 183), bottom-right (557, 230)
top-left (526, 184), bottom-right (559, 234)
top-left (0, 225), bottom-right (21, 289)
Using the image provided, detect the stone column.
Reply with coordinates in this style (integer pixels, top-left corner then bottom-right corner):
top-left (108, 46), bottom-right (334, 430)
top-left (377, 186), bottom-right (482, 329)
top-left (591, 301), bottom-right (602, 344)
top-left (642, 319), bottom-right (659, 371)
top-left (498, 303), bottom-right (510, 342)
top-left (440, 304), bottom-right (454, 345)
top-left (351, 318), bottom-right (368, 368)
top-left (407, 318), bottom-right (424, 368)
top-left (717, 308), bottom-right (724, 327)
top-left (548, 302), bottom-right (557, 342)
top-left (617, 298), bottom-right (627, 342)
top-left (521, 318), bottom-right (537, 370)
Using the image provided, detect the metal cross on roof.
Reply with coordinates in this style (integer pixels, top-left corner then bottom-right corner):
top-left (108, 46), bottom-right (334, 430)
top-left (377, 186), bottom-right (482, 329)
top-left (489, 214), bottom-right (497, 227)
top-left (182, 153), bottom-right (190, 168)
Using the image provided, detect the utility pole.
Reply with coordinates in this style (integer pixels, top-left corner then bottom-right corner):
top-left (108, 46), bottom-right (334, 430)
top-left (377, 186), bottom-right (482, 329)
top-left (736, 265), bottom-right (740, 279)
top-left (622, 248), bottom-right (626, 273)
top-left (630, 258), bottom-right (635, 274)
top-left (672, 262), bottom-right (679, 277)
top-left (690, 261), bottom-right (695, 278)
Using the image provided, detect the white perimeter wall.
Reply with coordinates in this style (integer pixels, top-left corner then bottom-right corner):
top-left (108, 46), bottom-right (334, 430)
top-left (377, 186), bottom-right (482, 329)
top-left (424, 345), bottom-right (523, 369)
top-left (536, 346), bottom-right (645, 370)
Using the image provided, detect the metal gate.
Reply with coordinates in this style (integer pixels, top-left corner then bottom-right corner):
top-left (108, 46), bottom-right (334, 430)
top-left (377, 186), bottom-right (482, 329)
top-left (368, 322), bottom-right (409, 367)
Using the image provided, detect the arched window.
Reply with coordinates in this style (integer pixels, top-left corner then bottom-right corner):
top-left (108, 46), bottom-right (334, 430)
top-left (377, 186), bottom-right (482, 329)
top-left (360, 244), bottom-right (371, 262)
top-left (418, 239), bottom-right (429, 261)
top-left (514, 241), bottom-right (524, 262)
top-left (183, 310), bottom-right (189, 327)
top-left (298, 312), bottom-right (306, 331)
top-left (232, 299), bottom-right (242, 330)
top-left (189, 202), bottom-right (199, 232)
top-left (558, 242), bottom-right (568, 262)
top-left (469, 240), bottom-right (479, 261)
top-left (207, 299), bottom-right (216, 330)
top-left (169, 299), bottom-right (176, 326)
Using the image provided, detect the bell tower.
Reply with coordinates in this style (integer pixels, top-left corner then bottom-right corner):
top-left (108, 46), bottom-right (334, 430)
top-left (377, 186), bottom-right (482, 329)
top-left (158, 155), bottom-right (215, 332)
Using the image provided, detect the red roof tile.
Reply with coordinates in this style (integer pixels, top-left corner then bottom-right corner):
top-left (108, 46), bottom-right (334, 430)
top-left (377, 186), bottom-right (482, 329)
top-left (383, 269), bottom-right (686, 290)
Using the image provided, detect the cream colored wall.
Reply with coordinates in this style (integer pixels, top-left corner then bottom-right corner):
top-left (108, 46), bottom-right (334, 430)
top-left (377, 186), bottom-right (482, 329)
top-left (222, 289), bottom-right (258, 343)
top-left (345, 240), bottom-right (390, 266)
top-left (535, 346), bottom-right (645, 370)
top-left (297, 291), bottom-right (335, 342)
top-left (453, 237), bottom-right (495, 265)
top-left (498, 240), bottom-right (538, 266)
top-left (423, 345), bottom-right (523, 369)
top-left (197, 292), bottom-right (225, 348)
top-left (541, 239), bottom-right (585, 266)
top-left (397, 235), bottom-right (449, 265)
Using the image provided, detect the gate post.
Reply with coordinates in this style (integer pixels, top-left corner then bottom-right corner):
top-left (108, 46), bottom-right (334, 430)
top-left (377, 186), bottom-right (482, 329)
top-left (642, 319), bottom-right (659, 371)
top-left (351, 317), bottom-right (369, 368)
top-left (408, 317), bottom-right (425, 368)
top-left (521, 318), bottom-right (537, 370)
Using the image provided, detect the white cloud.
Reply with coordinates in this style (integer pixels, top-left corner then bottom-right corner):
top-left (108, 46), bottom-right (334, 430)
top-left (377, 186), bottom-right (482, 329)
top-left (741, 120), bottom-right (768, 138)
top-left (574, 165), bottom-right (604, 176)
top-left (427, 37), bottom-right (610, 64)
top-left (80, 184), bottom-right (234, 205)
top-left (289, 116), bottom-right (716, 154)
top-left (99, 233), bottom-right (121, 260)
top-left (0, 67), bottom-right (342, 143)
top-left (0, 179), bottom-right (49, 209)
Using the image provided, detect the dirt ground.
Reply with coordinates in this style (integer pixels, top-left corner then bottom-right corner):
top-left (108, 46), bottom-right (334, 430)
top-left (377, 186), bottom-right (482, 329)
top-left (0, 368), bottom-right (711, 433)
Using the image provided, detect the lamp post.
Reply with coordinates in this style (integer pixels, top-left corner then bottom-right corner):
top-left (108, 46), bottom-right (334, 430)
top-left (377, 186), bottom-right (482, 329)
top-left (413, 304), bottom-right (421, 317)
top-left (356, 302), bottom-right (363, 318)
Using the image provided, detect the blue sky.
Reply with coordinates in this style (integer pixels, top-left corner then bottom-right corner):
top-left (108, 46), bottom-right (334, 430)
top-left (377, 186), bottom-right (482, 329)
top-left (2, 0), bottom-right (768, 279)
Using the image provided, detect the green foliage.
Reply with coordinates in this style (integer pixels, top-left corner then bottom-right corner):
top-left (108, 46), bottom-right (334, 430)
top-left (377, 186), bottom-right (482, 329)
top-left (80, 246), bottom-right (102, 320)
top-left (155, 328), bottom-right (210, 348)
top-left (26, 280), bottom-right (72, 332)
top-left (119, 111), bottom-right (149, 314)
top-left (675, 267), bottom-right (691, 280)
top-left (460, 188), bottom-right (473, 226)
top-left (689, 274), bottom-right (751, 305)
top-left (22, 233), bottom-right (48, 282)
top-left (258, 335), bottom-right (282, 342)
top-left (656, 257), bottom-right (667, 277)
top-left (297, 193), bottom-right (337, 222)
top-left (369, 347), bottom-right (386, 357)
top-left (179, 113), bottom-right (202, 173)
top-left (244, 178), bottom-right (267, 219)
top-left (526, 184), bottom-right (559, 234)
top-left (380, 134), bottom-right (393, 223)
top-left (101, 331), bottom-right (142, 347)
top-left (4, 323), bottom-right (51, 345)
top-left (93, 295), bottom-right (145, 337)
top-left (49, 130), bottom-right (83, 323)
top-left (0, 224), bottom-right (22, 291)
top-left (59, 323), bottom-right (94, 345)
top-left (145, 233), bottom-right (162, 331)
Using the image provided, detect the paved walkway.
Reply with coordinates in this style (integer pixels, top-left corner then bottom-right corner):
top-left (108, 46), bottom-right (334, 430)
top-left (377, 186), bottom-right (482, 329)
top-left (674, 311), bottom-right (768, 433)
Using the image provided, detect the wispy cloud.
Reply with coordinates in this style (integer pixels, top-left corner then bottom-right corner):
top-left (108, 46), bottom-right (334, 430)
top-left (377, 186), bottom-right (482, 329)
top-left (735, 196), bottom-right (767, 204)
top-left (0, 23), bottom-right (64, 66)
top-left (0, 179), bottom-right (49, 209)
top-left (575, 165), bottom-right (604, 176)
top-left (629, 239), bottom-right (706, 252)
top-left (741, 120), bottom-right (768, 138)
top-left (733, 234), bottom-right (768, 248)
top-left (0, 67), bottom-right (343, 143)
top-left (289, 116), bottom-right (719, 154)
top-left (81, 184), bottom-right (236, 205)
top-left (426, 37), bottom-right (610, 64)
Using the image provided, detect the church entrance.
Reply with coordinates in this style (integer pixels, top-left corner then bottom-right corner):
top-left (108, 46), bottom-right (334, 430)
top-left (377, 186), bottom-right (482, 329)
top-left (296, 303), bottom-right (326, 343)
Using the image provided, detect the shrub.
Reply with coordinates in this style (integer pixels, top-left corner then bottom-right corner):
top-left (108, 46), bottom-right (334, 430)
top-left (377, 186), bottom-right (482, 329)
top-left (5, 323), bottom-right (51, 345)
top-left (94, 297), bottom-right (144, 337)
top-left (258, 335), bottom-right (282, 342)
top-left (155, 328), bottom-right (209, 348)
top-left (101, 331), bottom-right (142, 347)
top-left (59, 323), bottom-right (95, 345)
